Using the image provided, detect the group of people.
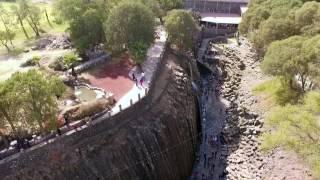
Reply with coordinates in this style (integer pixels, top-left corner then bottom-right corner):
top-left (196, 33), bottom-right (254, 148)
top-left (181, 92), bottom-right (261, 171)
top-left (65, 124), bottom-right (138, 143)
top-left (131, 71), bottom-right (146, 88)
top-left (191, 73), bottom-right (227, 180)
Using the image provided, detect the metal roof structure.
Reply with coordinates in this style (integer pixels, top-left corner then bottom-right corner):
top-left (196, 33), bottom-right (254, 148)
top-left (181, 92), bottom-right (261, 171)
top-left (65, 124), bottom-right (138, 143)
top-left (201, 16), bottom-right (242, 24)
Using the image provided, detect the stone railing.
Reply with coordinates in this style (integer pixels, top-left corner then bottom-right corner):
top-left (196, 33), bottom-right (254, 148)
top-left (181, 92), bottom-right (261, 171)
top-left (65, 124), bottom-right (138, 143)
top-left (0, 28), bottom-right (167, 162)
top-left (67, 54), bottom-right (111, 74)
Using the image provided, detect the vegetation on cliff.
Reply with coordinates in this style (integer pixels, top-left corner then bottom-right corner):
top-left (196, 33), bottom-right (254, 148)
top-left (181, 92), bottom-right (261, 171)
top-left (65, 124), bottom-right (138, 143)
top-left (242, 0), bottom-right (320, 177)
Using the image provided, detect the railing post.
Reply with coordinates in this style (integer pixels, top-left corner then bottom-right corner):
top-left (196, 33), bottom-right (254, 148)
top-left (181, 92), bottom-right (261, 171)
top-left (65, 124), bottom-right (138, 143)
top-left (119, 105), bottom-right (122, 111)
top-left (145, 88), bottom-right (148, 95)
top-left (130, 99), bottom-right (133, 106)
top-left (138, 93), bottom-right (141, 101)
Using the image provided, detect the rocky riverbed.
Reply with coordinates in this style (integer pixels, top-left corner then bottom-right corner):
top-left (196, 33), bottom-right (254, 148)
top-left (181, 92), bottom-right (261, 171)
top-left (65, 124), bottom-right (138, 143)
top-left (193, 37), bottom-right (315, 180)
top-left (217, 39), bottom-right (268, 180)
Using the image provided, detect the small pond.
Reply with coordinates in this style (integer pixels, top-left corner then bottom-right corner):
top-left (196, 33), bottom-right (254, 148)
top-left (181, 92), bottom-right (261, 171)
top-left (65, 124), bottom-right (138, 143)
top-left (74, 86), bottom-right (105, 102)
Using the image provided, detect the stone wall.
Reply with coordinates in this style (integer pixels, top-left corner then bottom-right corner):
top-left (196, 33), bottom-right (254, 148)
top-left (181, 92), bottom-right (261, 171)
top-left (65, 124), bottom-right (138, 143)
top-left (0, 52), bottom-right (200, 180)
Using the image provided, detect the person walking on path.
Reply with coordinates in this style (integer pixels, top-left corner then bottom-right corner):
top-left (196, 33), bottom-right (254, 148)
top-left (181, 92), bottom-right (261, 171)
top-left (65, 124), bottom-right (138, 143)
top-left (132, 73), bottom-right (137, 86)
top-left (140, 72), bottom-right (145, 88)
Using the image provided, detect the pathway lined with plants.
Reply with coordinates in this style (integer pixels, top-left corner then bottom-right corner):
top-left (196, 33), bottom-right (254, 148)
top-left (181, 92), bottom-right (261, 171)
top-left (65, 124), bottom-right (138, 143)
top-left (110, 27), bottom-right (167, 115)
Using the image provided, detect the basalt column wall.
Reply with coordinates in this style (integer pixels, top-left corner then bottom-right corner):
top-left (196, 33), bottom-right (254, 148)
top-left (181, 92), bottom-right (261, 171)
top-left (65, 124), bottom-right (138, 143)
top-left (0, 52), bottom-right (200, 180)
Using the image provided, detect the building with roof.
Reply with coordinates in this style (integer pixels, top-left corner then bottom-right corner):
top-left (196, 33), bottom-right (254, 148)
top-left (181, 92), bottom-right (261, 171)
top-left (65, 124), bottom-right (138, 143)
top-left (185, 0), bottom-right (249, 37)
top-left (185, 0), bottom-right (249, 15)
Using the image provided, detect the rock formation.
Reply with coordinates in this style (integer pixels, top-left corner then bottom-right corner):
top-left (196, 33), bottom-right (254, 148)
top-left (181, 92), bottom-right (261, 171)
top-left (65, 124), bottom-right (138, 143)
top-left (218, 40), bottom-right (267, 179)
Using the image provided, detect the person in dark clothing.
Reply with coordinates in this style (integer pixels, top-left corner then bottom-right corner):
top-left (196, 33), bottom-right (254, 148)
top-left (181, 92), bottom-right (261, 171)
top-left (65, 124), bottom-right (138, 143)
top-left (132, 73), bottom-right (136, 81)
top-left (71, 66), bottom-right (77, 80)
top-left (57, 128), bottom-right (62, 136)
top-left (16, 138), bottom-right (22, 150)
top-left (132, 73), bottom-right (138, 86)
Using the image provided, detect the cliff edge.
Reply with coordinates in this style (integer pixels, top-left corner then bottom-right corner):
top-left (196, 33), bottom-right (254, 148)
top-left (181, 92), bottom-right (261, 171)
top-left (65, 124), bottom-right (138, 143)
top-left (0, 52), bottom-right (200, 180)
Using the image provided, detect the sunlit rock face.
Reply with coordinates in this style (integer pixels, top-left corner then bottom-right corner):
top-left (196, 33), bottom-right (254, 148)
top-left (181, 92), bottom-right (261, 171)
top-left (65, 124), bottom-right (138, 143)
top-left (0, 53), bottom-right (200, 180)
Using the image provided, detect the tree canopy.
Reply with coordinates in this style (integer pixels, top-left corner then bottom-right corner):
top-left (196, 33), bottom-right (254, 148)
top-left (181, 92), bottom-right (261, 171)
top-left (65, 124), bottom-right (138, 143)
top-left (245, 1), bottom-right (320, 177)
top-left (105, 1), bottom-right (155, 55)
top-left (158, 0), bottom-right (182, 11)
top-left (164, 10), bottom-right (198, 51)
top-left (0, 70), bottom-right (66, 135)
top-left (262, 35), bottom-right (320, 93)
top-left (69, 8), bottom-right (106, 53)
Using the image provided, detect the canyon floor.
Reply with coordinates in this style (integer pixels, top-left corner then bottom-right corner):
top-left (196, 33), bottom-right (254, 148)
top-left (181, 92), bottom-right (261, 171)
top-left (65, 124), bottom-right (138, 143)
top-left (190, 38), bottom-right (314, 180)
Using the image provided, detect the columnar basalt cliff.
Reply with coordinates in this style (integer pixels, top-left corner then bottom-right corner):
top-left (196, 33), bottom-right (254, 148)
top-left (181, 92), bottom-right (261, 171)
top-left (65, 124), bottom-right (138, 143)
top-left (0, 52), bottom-right (200, 180)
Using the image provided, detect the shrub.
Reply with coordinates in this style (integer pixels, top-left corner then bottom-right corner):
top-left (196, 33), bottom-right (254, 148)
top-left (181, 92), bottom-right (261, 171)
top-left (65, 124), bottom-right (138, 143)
top-left (63, 53), bottom-right (81, 69)
top-left (49, 56), bottom-right (65, 71)
top-left (21, 56), bottom-right (41, 67)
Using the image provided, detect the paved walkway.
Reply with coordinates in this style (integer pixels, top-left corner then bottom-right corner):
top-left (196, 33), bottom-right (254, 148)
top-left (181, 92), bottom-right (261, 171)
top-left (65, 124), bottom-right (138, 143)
top-left (110, 26), bottom-right (167, 115)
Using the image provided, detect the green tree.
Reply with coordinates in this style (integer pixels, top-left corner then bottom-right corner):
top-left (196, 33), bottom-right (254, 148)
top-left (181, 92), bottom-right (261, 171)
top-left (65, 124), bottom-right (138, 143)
top-left (0, 30), bottom-right (15, 52)
top-left (240, 0), bottom-right (303, 34)
top-left (262, 36), bottom-right (302, 90)
top-left (9, 70), bottom-right (66, 132)
top-left (44, 8), bottom-right (52, 27)
top-left (105, 1), bottom-right (155, 53)
top-left (128, 41), bottom-right (148, 65)
top-left (55, 0), bottom-right (111, 55)
top-left (0, 82), bottom-right (23, 135)
top-left (69, 8), bottom-right (105, 53)
top-left (262, 35), bottom-right (320, 93)
top-left (25, 5), bottom-right (41, 37)
top-left (253, 15), bottom-right (297, 50)
top-left (295, 1), bottom-right (320, 35)
top-left (10, 0), bottom-right (30, 39)
top-left (139, 0), bottom-right (164, 20)
top-left (0, 4), bottom-right (15, 48)
top-left (157, 0), bottom-right (182, 11)
top-left (164, 10), bottom-right (198, 51)
top-left (54, 0), bottom-right (111, 22)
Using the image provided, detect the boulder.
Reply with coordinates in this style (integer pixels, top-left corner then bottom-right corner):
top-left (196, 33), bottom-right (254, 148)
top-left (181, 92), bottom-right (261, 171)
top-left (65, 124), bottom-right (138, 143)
top-left (60, 99), bottom-right (113, 122)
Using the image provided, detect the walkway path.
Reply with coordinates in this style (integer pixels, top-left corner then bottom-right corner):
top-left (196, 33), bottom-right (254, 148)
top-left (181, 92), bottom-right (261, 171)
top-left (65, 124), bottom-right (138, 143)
top-left (110, 26), bottom-right (167, 115)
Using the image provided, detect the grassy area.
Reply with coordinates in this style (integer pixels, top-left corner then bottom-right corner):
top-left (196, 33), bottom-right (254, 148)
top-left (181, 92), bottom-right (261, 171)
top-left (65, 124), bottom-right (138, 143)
top-left (253, 78), bottom-right (283, 108)
top-left (0, 2), bottom-right (69, 56)
top-left (253, 78), bottom-right (282, 96)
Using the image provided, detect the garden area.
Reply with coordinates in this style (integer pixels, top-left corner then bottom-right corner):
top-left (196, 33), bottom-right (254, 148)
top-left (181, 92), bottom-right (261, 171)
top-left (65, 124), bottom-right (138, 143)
top-left (0, 1), bottom-right (68, 56)
top-left (0, 0), bottom-right (195, 162)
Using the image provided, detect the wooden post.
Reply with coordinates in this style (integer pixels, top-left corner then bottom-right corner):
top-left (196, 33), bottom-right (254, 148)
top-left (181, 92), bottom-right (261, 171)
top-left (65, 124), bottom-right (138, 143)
top-left (145, 88), bottom-right (148, 95)
top-left (138, 93), bottom-right (141, 101)
top-left (130, 99), bottom-right (133, 106)
top-left (119, 105), bottom-right (122, 111)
